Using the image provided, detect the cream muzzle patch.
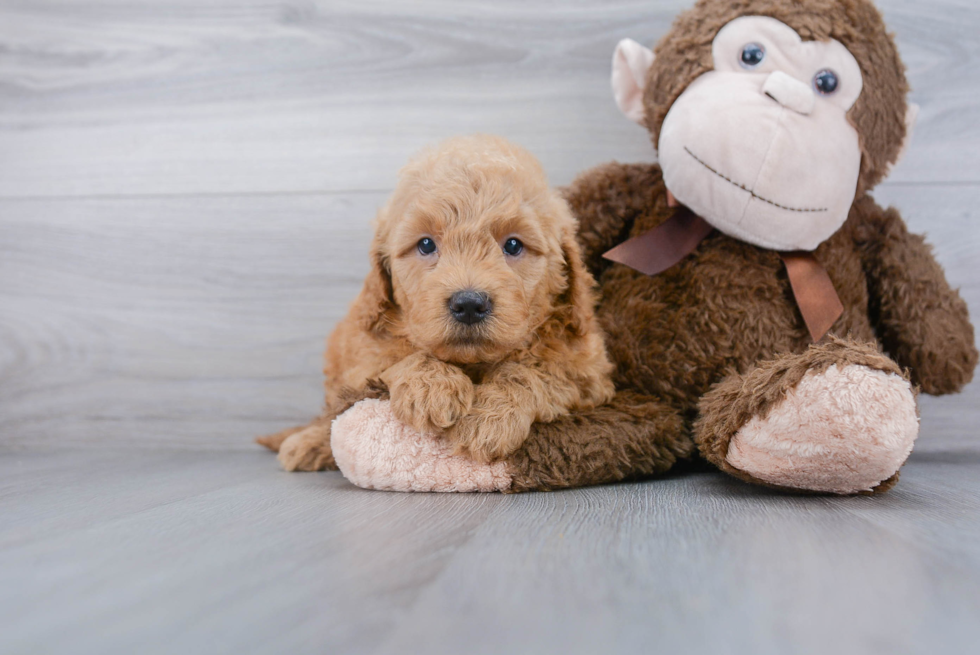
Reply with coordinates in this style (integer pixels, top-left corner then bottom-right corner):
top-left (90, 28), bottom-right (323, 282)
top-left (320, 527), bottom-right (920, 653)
top-left (657, 16), bottom-right (865, 251)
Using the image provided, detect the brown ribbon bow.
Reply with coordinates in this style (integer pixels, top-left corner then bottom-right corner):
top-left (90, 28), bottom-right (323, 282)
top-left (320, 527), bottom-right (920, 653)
top-left (602, 209), bottom-right (843, 342)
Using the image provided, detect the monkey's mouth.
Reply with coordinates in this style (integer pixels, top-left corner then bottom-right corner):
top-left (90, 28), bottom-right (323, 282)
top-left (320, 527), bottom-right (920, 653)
top-left (684, 147), bottom-right (827, 214)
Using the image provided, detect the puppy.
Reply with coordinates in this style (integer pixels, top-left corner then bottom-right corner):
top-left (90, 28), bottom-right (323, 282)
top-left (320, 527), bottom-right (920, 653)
top-left (258, 135), bottom-right (615, 471)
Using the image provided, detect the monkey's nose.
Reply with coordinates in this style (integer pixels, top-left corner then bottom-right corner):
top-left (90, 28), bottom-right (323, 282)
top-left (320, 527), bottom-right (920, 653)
top-left (448, 290), bottom-right (492, 325)
top-left (762, 70), bottom-right (815, 115)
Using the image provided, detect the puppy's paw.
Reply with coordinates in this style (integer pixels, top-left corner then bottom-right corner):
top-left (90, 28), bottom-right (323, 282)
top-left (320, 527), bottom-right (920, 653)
top-left (278, 425), bottom-right (336, 472)
top-left (447, 407), bottom-right (533, 463)
top-left (382, 355), bottom-right (475, 433)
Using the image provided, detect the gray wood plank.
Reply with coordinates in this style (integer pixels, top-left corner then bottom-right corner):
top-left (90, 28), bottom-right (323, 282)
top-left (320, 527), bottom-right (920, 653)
top-left (1, 449), bottom-right (978, 655)
top-left (377, 460), bottom-right (980, 655)
top-left (0, 192), bottom-right (380, 448)
top-left (0, 449), bottom-right (507, 655)
top-left (0, 0), bottom-right (978, 198)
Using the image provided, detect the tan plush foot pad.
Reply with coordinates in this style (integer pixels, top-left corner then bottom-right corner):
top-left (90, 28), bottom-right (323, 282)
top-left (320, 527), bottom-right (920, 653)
top-left (726, 364), bottom-right (918, 494)
top-left (331, 399), bottom-right (513, 492)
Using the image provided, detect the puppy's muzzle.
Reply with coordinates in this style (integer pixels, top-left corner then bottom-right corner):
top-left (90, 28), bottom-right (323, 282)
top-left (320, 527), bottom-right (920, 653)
top-left (448, 290), bottom-right (493, 325)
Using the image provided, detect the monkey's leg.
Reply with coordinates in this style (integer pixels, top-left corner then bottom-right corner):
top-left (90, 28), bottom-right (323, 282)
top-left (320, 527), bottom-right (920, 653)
top-left (695, 338), bottom-right (918, 495)
top-left (330, 391), bottom-right (692, 492)
top-left (506, 392), bottom-right (692, 492)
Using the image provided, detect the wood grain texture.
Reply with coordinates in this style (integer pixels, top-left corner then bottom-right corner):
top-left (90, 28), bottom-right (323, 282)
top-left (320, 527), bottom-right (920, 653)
top-left (0, 192), bottom-right (382, 447)
top-left (0, 0), bottom-right (978, 199)
top-left (1, 1), bottom-right (978, 653)
top-left (1, 449), bottom-right (979, 655)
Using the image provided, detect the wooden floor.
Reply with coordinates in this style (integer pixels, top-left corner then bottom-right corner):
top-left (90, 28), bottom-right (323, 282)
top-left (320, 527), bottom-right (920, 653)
top-left (1, 1), bottom-right (978, 653)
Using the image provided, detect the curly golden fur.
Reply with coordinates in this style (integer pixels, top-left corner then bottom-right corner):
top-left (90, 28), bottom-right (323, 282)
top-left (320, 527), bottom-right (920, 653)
top-left (258, 135), bottom-right (615, 469)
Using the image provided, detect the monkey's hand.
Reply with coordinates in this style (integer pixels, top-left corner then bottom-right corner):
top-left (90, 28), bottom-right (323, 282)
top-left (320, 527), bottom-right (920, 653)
top-left (858, 199), bottom-right (977, 394)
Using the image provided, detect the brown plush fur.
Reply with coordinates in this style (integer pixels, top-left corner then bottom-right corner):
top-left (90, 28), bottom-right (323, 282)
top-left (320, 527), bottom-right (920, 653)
top-left (258, 135), bottom-right (615, 468)
top-left (500, 0), bottom-right (976, 493)
top-left (508, 391), bottom-right (692, 493)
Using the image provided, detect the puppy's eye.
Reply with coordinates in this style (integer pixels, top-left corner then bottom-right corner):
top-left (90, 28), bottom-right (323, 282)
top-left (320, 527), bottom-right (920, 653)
top-left (417, 237), bottom-right (437, 255)
top-left (503, 238), bottom-right (523, 256)
top-left (813, 69), bottom-right (839, 95)
top-left (739, 43), bottom-right (765, 69)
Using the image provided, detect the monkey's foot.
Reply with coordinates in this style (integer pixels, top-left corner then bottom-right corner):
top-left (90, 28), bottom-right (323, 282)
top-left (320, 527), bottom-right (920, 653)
top-left (330, 399), bottom-right (512, 492)
top-left (725, 364), bottom-right (918, 494)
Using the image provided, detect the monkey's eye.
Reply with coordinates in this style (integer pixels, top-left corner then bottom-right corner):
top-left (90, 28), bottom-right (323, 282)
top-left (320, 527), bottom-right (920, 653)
top-left (417, 237), bottom-right (437, 255)
top-left (503, 238), bottom-right (524, 256)
top-left (739, 43), bottom-right (766, 69)
top-left (813, 69), bottom-right (839, 95)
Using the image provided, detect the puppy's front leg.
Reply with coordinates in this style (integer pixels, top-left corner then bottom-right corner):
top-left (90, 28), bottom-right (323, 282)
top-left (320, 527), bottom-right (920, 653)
top-left (448, 362), bottom-right (572, 463)
top-left (380, 352), bottom-right (475, 433)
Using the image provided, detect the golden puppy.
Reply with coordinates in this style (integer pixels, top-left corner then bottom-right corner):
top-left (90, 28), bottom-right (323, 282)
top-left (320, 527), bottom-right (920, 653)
top-left (258, 135), bottom-right (615, 471)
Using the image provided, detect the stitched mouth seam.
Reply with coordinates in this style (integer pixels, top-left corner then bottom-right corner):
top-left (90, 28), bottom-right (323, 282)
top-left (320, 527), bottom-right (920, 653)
top-left (683, 147), bottom-right (828, 214)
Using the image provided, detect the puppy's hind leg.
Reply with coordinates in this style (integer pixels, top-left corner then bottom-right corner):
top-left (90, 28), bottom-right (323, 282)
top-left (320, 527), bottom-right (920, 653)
top-left (257, 383), bottom-right (390, 472)
top-left (257, 415), bottom-right (337, 471)
top-left (278, 419), bottom-right (337, 472)
top-left (256, 425), bottom-right (306, 453)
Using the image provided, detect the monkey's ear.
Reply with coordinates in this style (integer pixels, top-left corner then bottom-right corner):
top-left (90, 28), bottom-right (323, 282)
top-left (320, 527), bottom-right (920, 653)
top-left (887, 103), bottom-right (920, 174)
top-left (611, 38), bottom-right (655, 125)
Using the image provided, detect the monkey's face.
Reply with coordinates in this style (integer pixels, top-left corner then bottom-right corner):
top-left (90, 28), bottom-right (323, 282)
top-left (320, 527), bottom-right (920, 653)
top-left (657, 16), bottom-right (864, 251)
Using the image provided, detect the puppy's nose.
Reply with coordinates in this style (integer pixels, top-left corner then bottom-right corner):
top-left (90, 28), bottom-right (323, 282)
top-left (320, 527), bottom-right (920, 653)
top-left (448, 290), bottom-right (492, 325)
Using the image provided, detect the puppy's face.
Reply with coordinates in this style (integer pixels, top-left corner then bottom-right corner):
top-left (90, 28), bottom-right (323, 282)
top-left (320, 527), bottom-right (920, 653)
top-left (389, 195), bottom-right (559, 364)
top-left (381, 146), bottom-right (568, 364)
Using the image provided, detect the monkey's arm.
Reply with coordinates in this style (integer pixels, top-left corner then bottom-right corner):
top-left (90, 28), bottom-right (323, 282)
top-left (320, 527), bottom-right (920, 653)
top-left (561, 161), bottom-right (666, 277)
top-left (857, 198), bottom-right (977, 394)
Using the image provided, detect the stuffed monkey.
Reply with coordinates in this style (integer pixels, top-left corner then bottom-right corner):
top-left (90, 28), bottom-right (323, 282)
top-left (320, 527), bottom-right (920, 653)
top-left (271, 0), bottom-right (977, 495)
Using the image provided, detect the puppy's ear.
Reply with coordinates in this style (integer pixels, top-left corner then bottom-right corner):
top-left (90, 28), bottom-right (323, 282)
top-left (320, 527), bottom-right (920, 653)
top-left (356, 234), bottom-right (397, 334)
top-left (555, 204), bottom-right (599, 337)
